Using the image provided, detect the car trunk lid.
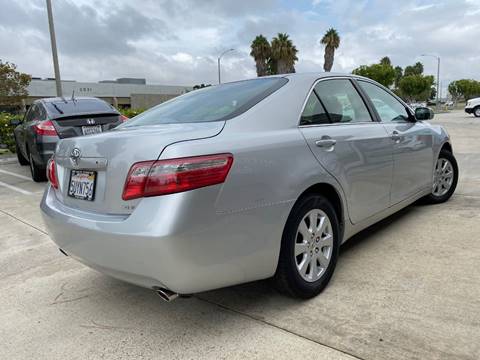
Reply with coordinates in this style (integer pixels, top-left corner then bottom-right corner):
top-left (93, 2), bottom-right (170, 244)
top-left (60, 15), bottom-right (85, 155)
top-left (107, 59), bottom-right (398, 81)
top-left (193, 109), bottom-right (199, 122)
top-left (53, 121), bottom-right (225, 215)
top-left (52, 112), bottom-right (123, 138)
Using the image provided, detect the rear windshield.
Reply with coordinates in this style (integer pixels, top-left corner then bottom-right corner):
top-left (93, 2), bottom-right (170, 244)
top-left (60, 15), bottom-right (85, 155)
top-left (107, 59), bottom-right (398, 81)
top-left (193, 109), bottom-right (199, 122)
top-left (122, 77), bottom-right (288, 126)
top-left (46, 99), bottom-right (115, 115)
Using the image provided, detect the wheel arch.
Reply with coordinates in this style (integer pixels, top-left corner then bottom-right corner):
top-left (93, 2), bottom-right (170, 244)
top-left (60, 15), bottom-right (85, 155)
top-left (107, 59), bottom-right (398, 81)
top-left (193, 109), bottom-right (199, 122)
top-left (440, 141), bottom-right (453, 154)
top-left (295, 183), bottom-right (345, 241)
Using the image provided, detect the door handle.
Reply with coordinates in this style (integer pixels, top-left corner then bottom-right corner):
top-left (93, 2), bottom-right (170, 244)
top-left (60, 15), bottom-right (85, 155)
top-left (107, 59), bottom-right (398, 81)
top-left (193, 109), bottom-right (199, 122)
top-left (391, 131), bottom-right (401, 142)
top-left (315, 139), bottom-right (337, 148)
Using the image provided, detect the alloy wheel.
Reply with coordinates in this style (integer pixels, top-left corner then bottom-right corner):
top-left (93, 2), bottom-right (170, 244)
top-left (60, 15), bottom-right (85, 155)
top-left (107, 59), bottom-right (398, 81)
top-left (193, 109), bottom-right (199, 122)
top-left (432, 157), bottom-right (454, 197)
top-left (295, 209), bottom-right (333, 282)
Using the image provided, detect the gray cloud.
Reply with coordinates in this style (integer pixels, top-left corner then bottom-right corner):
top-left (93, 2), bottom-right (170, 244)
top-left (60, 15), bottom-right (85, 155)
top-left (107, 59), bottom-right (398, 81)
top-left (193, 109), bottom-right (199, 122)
top-left (0, 0), bottom-right (478, 89)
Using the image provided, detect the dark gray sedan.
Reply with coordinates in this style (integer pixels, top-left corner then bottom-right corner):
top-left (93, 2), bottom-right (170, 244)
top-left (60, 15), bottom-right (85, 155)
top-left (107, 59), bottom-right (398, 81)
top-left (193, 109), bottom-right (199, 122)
top-left (14, 97), bottom-right (127, 181)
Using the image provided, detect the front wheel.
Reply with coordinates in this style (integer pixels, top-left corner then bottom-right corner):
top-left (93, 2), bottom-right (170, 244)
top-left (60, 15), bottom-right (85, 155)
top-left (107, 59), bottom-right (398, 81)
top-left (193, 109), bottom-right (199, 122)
top-left (423, 149), bottom-right (458, 204)
top-left (474, 107), bottom-right (480, 118)
top-left (274, 194), bottom-right (340, 299)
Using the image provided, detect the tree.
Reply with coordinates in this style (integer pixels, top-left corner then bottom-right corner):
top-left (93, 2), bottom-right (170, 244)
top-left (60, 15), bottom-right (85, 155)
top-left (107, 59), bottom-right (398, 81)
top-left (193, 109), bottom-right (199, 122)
top-left (447, 81), bottom-right (461, 103)
top-left (394, 66), bottom-right (403, 89)
top-left (0, 60), bottom-right (31, 108)
top-left (404, 62), bottom-right (424, 76)
top-left (271, 33), bottom-right (298, 74)
top-left (249, 33), bottom-right (298, 76)
top-left (320, 28), bottom-right (340, 72)
top-left (448, 79), bottom-right (480, 102)
top-left (250, 35), bottom-right (271, 77)
top-left (380, 56), bottom-right (391, 66)
top-left (352, 58), bottom-right (396, 87)
top-left (398, 75), bottom-right (434, 102)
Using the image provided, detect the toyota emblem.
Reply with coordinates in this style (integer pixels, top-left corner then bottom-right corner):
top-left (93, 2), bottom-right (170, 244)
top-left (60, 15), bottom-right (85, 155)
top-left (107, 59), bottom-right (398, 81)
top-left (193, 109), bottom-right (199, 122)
top-left (70, 148), bottom-right (81, 166)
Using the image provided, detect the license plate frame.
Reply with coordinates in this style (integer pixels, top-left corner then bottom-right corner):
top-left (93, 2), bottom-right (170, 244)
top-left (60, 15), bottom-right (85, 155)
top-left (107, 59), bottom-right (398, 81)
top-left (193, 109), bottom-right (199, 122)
top-left (81, 125), bottom-right (102, 136)
top-left (68, 170), bottom-right (97, 201)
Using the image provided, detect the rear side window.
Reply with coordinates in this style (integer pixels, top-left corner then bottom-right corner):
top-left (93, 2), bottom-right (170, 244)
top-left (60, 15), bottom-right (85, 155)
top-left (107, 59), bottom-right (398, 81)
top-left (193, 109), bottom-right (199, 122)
top-left (300, 92), bottom-right (329, 125)
top-left (314, 79), bottom-right (372, 123)
top-left (122, 78), bottom-right (288, 126)
top-left (46, 99), bottom-right (114, 115)
top-left (24, 105), bottom-right (37, 122)
top-left (37, 104), bottom-right (47, 120)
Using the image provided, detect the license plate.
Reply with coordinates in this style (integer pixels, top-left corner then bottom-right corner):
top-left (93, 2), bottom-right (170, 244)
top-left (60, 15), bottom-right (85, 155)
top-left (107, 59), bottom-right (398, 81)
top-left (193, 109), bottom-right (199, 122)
top-left (68, 170), bottom-right (96, 201)
top-left (82, 125), bottom-right (102, 136)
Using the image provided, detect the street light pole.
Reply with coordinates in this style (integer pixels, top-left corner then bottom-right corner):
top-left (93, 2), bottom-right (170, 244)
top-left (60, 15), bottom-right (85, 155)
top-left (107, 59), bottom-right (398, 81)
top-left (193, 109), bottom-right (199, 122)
top-left (421, 54), bottom-right (440, 112)
top-left (217, 48), bottom-right (234, 84)
top-left (46, 0), bottom-right (62, 97)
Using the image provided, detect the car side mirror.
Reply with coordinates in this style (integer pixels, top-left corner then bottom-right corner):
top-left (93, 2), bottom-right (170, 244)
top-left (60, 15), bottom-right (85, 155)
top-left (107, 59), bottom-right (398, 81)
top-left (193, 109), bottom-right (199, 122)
top-left (10, 118), bottom-right (22, 126)
top-left (415, 107), bottom-right (434, 121)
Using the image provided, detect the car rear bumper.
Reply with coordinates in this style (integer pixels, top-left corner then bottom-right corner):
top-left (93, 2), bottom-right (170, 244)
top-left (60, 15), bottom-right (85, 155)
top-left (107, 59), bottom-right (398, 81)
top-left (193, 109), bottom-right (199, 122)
top-left (40, 185), bottom-right (289, 294)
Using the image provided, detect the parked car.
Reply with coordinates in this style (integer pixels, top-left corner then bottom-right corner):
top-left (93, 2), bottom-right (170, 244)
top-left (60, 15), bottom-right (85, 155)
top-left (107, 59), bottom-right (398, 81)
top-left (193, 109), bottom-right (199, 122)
top-left (41, 74), bottom-right (458, 300)
top-left (13, 97), bottom-right (128, 181)
top-left (465, 97), bottom-right (480, 117)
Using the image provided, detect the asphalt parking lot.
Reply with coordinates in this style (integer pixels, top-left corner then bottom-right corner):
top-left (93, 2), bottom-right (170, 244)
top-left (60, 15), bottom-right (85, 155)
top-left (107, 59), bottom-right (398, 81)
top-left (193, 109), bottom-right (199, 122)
top-left (1, 110), bottom-right (479, 360)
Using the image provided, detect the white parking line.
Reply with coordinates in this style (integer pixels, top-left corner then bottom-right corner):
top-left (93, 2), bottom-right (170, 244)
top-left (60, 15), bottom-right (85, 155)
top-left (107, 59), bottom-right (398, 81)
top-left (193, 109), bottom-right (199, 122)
top-left (0, 169), bottom-right (33, 181)
top-left (0, 181), bottom-right (33, 195)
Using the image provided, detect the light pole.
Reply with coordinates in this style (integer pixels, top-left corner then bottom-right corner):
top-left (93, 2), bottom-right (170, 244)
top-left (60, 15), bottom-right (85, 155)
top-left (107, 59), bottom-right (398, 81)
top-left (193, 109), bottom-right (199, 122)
top-left (421, 54), bottom-right (440, 111)
top-left (46, 0), bottom-right (62, 97)
top-left (217, 48), bottom-right (234, 84)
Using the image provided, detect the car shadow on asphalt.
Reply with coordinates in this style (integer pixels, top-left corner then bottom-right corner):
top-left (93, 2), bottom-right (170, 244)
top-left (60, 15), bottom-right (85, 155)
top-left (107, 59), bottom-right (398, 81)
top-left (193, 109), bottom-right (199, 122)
top-left (192, 204), bottom-right (422, 309)
top-left (339, 204), bottom-right (417, 255)
top-left (83, 203), bottom-right (422, 316)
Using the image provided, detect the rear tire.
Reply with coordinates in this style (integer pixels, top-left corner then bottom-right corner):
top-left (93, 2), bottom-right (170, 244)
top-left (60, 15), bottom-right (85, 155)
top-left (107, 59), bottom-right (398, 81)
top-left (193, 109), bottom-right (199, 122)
top-left (274, 194), bottom-right (340, 299)
top-left (423, 149), bottom-right (458, 204)
top-left (15, 142), bottom-right (29, 166)
top-left (28, 151), bottom-right (47, 182)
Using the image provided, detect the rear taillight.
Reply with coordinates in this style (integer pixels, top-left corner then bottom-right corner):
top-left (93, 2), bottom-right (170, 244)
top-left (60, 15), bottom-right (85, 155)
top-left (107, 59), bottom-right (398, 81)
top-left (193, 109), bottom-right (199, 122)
top-left (122, 153), bottom-right (233, 200)
top-left (120, 115), bottom-right (129, 122)
top-left (34, 120), bottom-right (57, 136)
top-left (47, 158), bottom-right (59, 189)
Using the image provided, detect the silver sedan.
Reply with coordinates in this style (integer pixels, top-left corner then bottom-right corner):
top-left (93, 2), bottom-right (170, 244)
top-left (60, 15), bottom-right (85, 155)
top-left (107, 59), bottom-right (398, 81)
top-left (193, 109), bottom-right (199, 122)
top-left (40, 73), bottom-right (458, 300)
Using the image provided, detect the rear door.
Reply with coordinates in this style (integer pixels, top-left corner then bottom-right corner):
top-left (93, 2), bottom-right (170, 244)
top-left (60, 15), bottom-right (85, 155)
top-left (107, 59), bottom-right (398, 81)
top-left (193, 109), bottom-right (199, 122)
top-left (47, 99), bottom-right (122, 138)
top-left (299, 78), bottom-right (393, 224)
top-left (17, 105), bottom-right (35, 154)
top-left (357, 80), bottom-right (434, 204)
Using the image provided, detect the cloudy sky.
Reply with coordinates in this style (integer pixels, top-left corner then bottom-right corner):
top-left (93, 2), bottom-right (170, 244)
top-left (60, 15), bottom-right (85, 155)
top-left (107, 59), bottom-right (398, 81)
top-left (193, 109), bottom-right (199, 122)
top-left (1, 0), bottom-right (479, 94)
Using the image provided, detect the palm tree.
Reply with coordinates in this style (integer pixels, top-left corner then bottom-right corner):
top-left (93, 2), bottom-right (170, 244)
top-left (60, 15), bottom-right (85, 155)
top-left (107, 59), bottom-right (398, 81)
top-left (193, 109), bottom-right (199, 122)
top-left (271, 33), bottom-right (298, 74)
top-left (250, 35), bottom-right (271, 77)
top-left (321, 28), bottom-right (340, 72)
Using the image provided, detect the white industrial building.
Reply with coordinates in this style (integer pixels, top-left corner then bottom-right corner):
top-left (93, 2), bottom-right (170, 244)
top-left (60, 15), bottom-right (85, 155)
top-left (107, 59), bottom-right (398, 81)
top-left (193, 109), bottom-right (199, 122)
top-left (26, 78), bottom-right (192, 109)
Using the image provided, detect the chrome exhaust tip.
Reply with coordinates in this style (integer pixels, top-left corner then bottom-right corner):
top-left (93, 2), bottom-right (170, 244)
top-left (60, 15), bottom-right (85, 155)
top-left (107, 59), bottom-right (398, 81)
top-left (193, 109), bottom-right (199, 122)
top-left (154, 287), bottom-right (179, 302)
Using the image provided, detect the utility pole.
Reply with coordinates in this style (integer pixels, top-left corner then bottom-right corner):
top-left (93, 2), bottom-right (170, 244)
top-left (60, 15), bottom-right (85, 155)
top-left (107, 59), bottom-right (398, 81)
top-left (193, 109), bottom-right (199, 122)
top-left (421, 54), bottom-right (440, 112)
top-left (217, 49), bottom-right (234, 84)
top-left (46, 0), bottom-right (62, 97)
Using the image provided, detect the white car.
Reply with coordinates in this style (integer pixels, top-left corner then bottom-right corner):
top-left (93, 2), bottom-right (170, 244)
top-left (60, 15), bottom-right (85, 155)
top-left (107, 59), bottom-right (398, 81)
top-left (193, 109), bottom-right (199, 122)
top-left (465, 98), bottom-right (480, 117)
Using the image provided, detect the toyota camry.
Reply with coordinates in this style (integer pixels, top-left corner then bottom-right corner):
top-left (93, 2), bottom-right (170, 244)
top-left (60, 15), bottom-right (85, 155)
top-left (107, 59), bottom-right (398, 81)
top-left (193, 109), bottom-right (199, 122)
top-left (40, 73), bottom-right (458, 300)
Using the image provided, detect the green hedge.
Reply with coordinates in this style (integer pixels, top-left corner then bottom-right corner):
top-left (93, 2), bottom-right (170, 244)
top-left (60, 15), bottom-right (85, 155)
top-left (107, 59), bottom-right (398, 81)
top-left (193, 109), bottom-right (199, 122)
top-left (0, 112), bottom-right (22, 153)
top-left (118, 108), bottom-right (145, 119)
